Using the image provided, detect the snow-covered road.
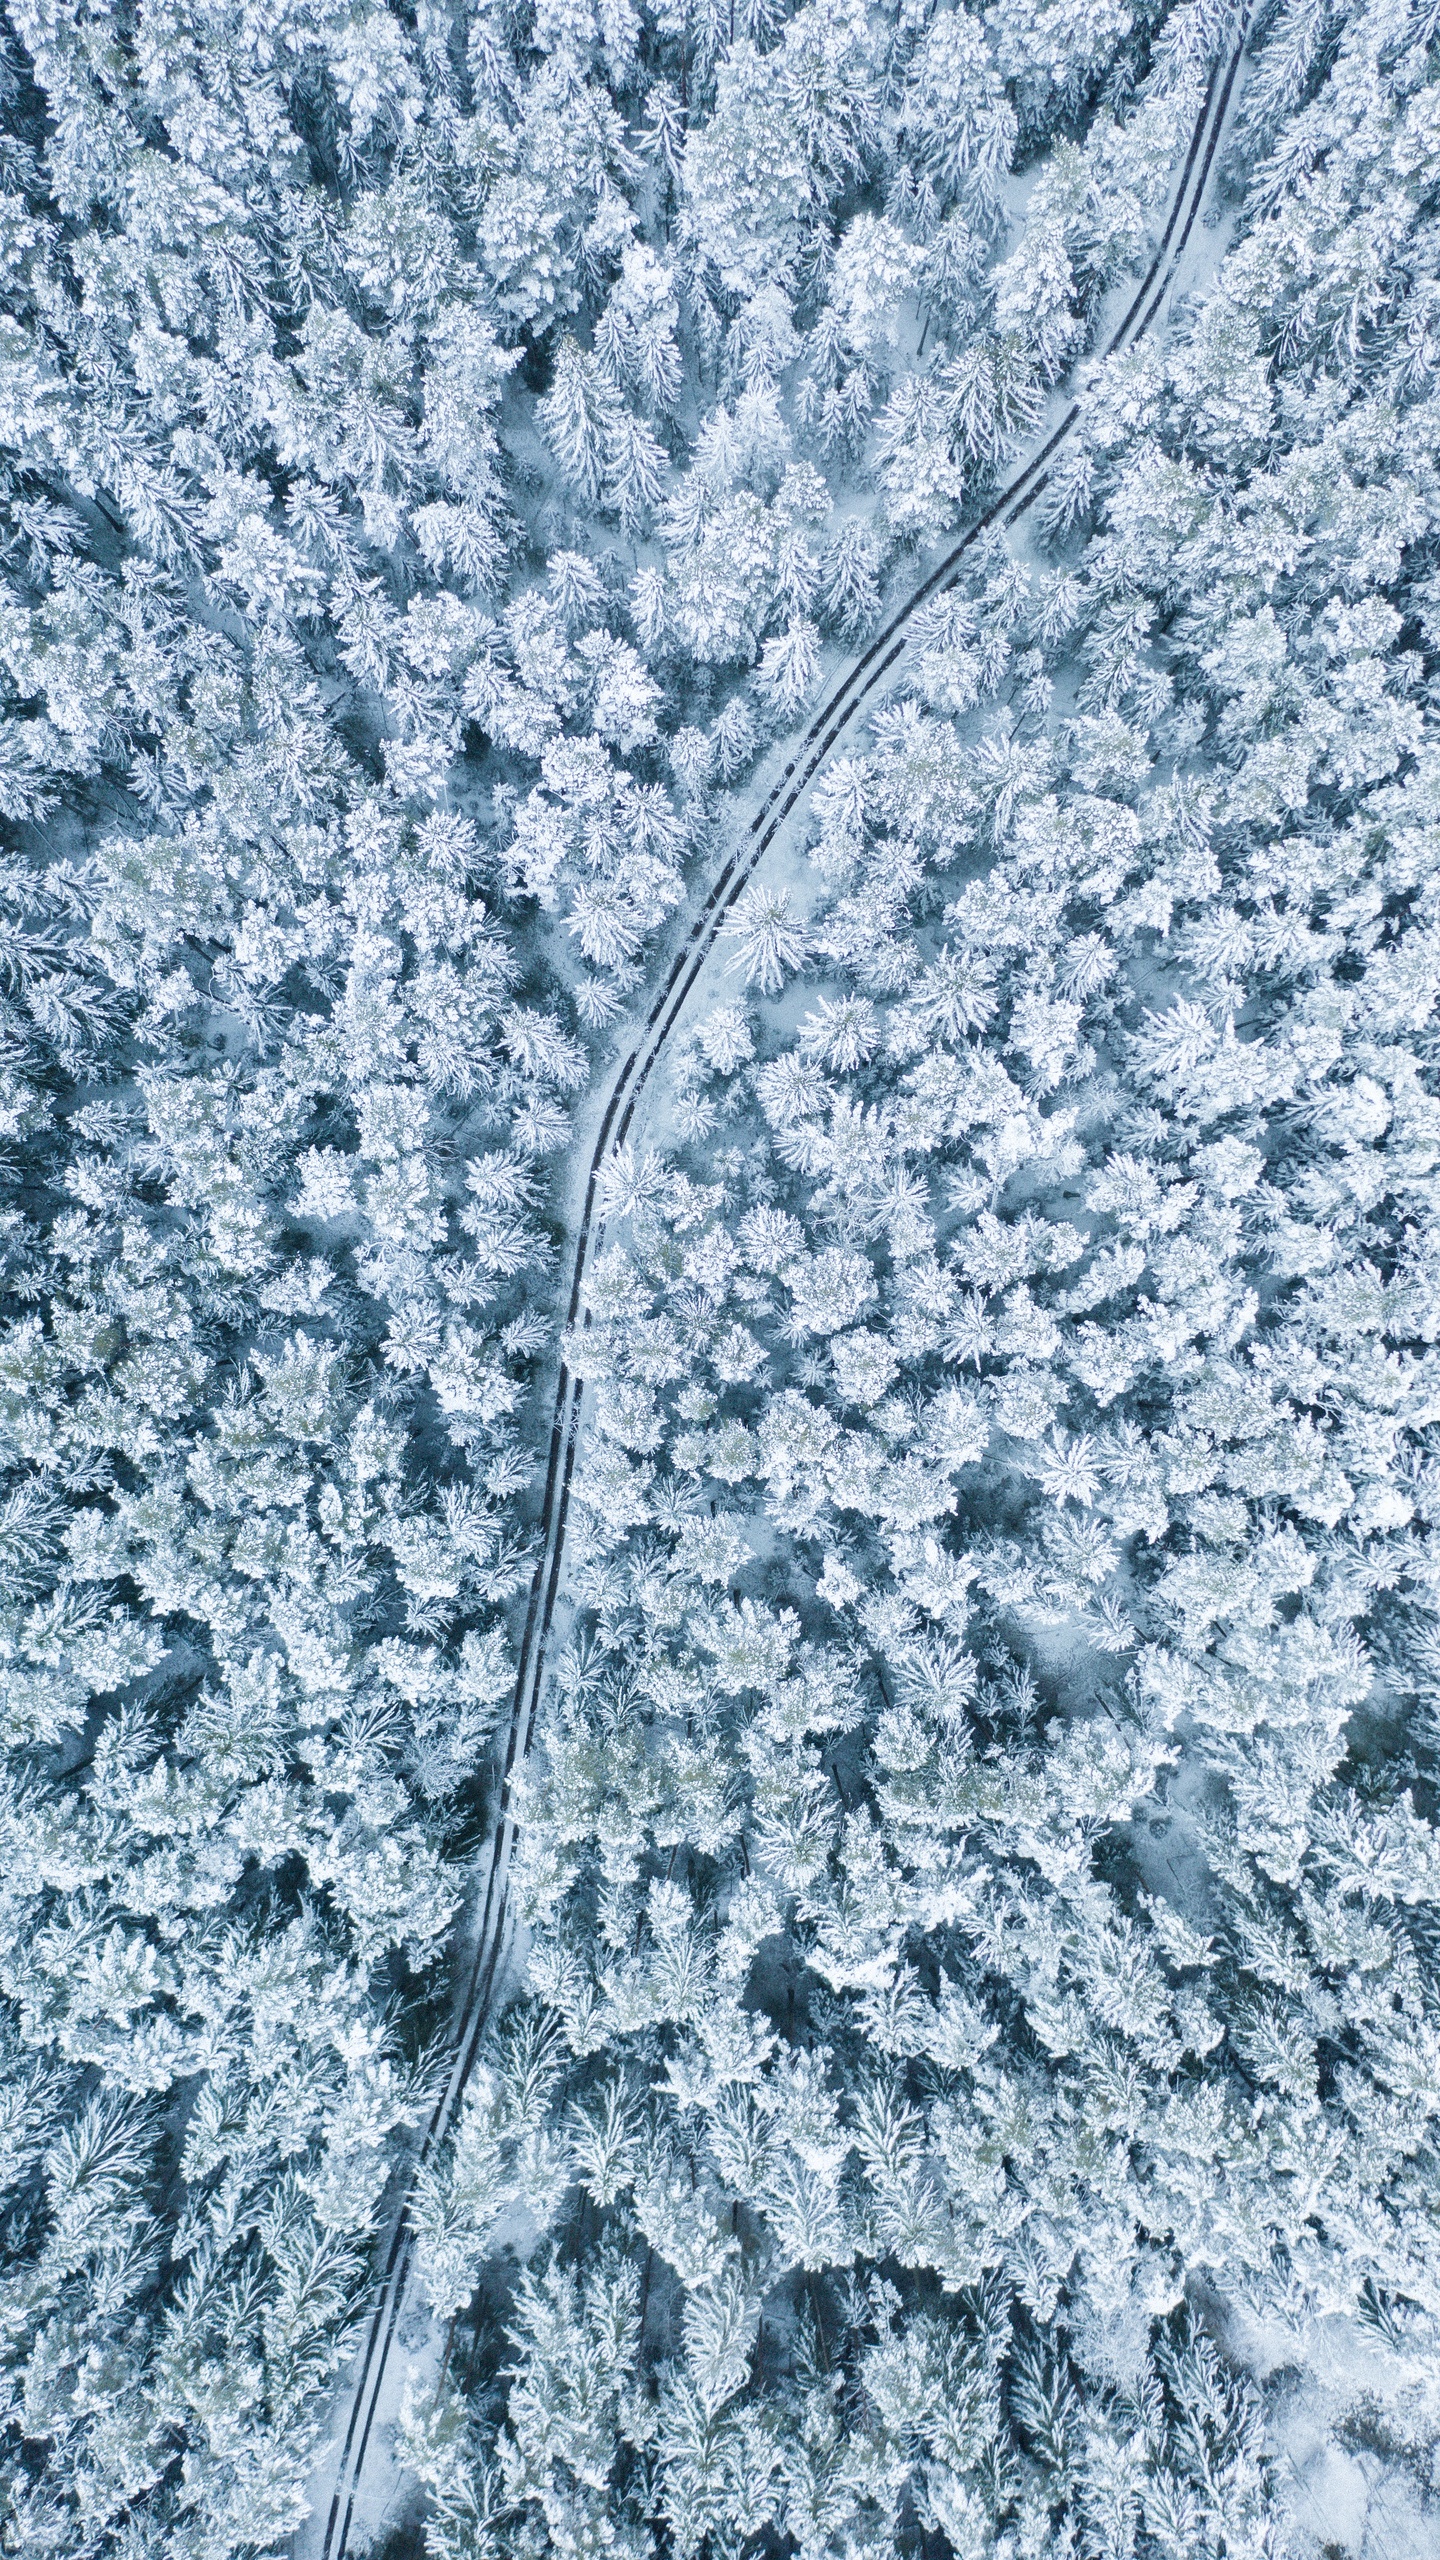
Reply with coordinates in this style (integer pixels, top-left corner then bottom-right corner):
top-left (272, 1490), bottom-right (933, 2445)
top-left (306, 23), bottom-right (1252, 2552)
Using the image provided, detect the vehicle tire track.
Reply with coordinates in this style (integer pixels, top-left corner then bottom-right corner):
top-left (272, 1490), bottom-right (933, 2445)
top-left (313, 24), bottom-right (1251, 2552)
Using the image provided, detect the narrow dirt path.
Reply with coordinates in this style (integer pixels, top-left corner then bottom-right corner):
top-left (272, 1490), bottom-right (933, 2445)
top-left (308, 26), bottom-right (1252, 2553)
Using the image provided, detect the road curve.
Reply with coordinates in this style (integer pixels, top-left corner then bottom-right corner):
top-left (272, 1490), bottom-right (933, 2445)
top-left (313, 22), bottom-right (1252, 2554)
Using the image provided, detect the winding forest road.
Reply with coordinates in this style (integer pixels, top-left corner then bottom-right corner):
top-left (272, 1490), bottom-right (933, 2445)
top-left (310, 22), bottom-right (1252, 2554)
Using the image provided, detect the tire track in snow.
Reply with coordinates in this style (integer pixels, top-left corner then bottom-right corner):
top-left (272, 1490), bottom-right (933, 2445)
top-left (313, 24), bottom-right (1251, 2551)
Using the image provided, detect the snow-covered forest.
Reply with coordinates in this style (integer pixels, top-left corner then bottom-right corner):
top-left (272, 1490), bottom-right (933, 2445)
top-left (0, 0), bottom-right (1438, 2547)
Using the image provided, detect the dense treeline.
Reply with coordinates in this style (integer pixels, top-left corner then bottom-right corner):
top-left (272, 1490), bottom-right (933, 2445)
top-left (0, 0), bottom-right (1435, 2547)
